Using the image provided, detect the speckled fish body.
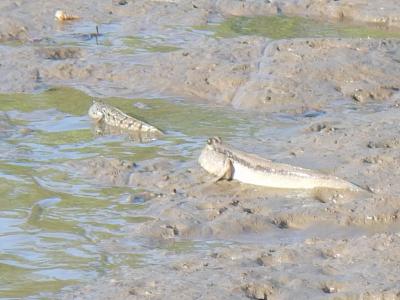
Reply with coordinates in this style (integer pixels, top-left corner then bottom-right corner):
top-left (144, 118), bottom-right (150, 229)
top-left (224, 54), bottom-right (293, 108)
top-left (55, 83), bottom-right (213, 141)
top-left (88, 101), bottom-right (163, 135)
top-left (199, 137), bottom-right (360, 191)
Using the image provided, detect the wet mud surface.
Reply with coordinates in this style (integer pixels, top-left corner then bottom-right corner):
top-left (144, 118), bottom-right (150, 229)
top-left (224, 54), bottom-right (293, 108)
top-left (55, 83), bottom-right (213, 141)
top-left (64, 233), bottom-right (400, 299)
top-left (0, 0), bottom-right (400, 299)
top-left (61, 96), bottom-right (400, 299)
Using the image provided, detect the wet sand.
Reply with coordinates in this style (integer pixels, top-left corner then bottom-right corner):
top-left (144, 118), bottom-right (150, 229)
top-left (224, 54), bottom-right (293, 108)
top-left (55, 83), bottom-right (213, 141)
top-left (1, 0), bottom-right (400, 299)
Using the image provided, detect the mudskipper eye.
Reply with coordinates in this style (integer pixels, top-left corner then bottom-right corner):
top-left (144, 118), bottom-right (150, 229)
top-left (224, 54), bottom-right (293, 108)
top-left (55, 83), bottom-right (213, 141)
top-left (207, 138), bottom-right (212, 145)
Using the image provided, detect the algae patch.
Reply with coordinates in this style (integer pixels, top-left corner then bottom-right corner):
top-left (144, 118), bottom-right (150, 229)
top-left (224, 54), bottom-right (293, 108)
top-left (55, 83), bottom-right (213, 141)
top-left (0, 87), bottom-right (92, 115)
top-left (196, 15), bottom-right (400, 39)
top-left (121, 36), bottom-right (180, 54)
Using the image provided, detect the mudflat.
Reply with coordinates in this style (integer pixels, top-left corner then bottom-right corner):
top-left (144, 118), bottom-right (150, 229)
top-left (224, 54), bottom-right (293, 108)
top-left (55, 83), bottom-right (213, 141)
top-left (0, 0), bottom-right (399, 299)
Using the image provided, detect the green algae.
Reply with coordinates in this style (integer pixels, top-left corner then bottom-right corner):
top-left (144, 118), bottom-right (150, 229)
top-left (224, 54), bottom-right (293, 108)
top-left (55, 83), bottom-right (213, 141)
top-left (196, 15), bottom-right (400, 39)
top-left (122, 36), bottom-right (180, 53)
top-left (0, 87), bottom-right (92, 115)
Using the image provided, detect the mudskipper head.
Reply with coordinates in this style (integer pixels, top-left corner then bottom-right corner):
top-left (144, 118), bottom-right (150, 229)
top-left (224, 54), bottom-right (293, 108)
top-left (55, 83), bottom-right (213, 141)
top-left (199, 136), bottom-right (226, 176)
top-left (54, 10), bottom-right (64, 20)
top-left (88, 100), bottom-right (104, 121)
top-left (206, 136), bottom-right (222, 149)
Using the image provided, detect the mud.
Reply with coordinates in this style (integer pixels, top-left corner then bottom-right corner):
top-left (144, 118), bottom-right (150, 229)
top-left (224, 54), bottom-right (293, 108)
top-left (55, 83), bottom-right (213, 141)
top-left (4, 37), bottom-right (400, 111)
top-left (38, 47), bottom-right (83, 60)
top-left (66, 157), bottom-right (136, 186)
top-left (1, 0), bottom-right (400, 299)
top-left (63, 233), bottom-right (400, 299)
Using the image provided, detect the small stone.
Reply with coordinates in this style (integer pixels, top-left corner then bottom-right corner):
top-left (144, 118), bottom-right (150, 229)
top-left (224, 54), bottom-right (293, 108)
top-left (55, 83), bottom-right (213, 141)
top-left (128, 289), bottom-right (136, 295)
top-left (231, 200), bottom-right (239, 206)
top-left (322, 286), bottom-right (338, 293)
top-left (243, 208), bottom-right (254, 214)
top-left (352, 89), bottom-right (370, 102)
top-left (218, 207), bottom-right (228, 214)
top-left (242, 283), bottom-right (273, 300)
top-left (366, 185), bottom-right (375, 193)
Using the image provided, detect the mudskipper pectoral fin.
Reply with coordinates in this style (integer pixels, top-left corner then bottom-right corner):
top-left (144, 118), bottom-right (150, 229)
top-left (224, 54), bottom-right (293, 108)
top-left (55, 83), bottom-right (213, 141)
top-left (95, 116), bottom-right (104, 124)
top-left (214, 158), bottom-right (234, 183)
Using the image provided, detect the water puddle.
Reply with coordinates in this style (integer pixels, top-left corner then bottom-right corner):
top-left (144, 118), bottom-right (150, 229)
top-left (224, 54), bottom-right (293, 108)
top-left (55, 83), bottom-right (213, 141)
top-left (33, 21), bottom-right (181, 56)
top-left (195, 15), bottom-right (400, 39)
top-left (52, 21), bottom-right (119, 47)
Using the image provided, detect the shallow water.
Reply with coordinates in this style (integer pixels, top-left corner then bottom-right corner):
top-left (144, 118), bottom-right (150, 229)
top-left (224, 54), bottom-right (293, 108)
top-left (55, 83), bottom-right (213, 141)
top-left (27, 15), bottom-right (400, 57)
top-left (196, 15), bottom-right (400, 39)
top-left (34, 20), bottom-right (182, 55)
